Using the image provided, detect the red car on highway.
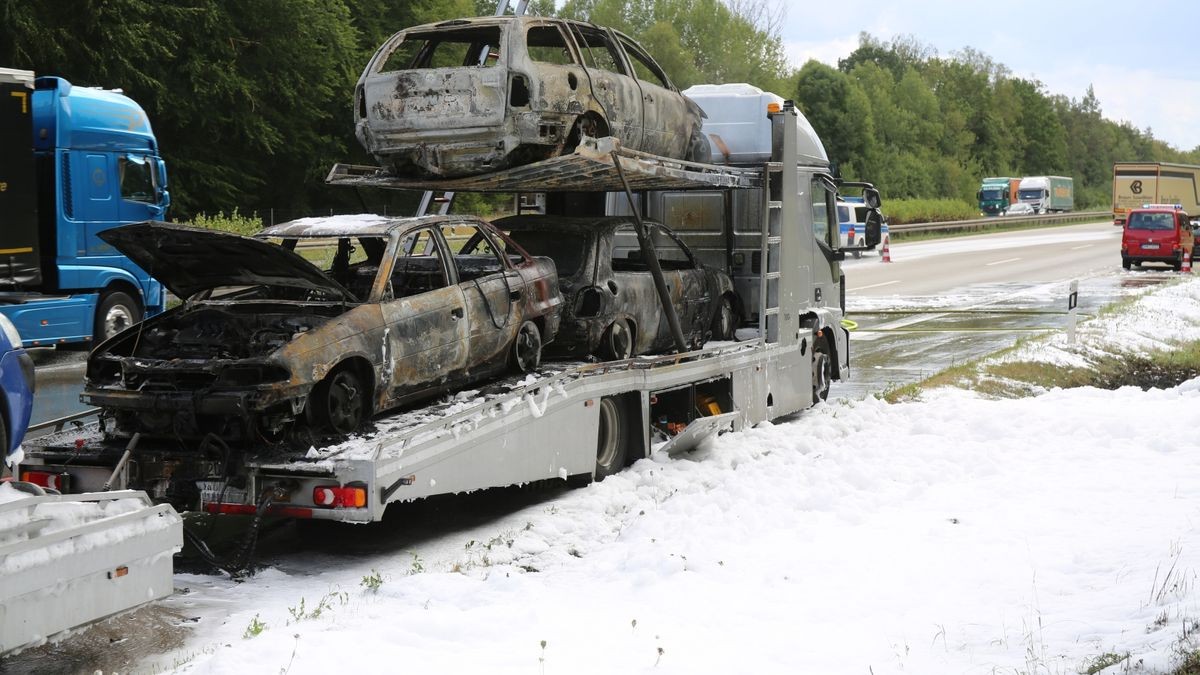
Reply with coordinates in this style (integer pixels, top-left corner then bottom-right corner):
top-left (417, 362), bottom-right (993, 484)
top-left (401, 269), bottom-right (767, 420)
top-left (1121, 204), bottom-right (1198, 271)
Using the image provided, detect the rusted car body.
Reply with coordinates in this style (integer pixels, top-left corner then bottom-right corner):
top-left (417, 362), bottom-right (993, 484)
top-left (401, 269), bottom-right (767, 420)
top-left (494, 216), bottom-right (737, 360)
top-left (81, 216), bottom-right (561, 447)
top-left (354, 16), bottom-right (709, 178)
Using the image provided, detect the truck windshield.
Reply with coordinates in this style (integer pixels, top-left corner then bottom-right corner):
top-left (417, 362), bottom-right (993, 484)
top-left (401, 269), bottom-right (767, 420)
top-left (1018, 189), bottom-right (1043, 200)
top-left (1127, 212), bottom-right (1175, 231)
top-left (980, 189), bottom-right (1002, 200)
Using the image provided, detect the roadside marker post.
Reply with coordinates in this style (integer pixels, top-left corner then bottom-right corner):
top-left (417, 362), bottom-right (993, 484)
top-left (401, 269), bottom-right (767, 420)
top-left (1067, 279), bottom-right (1079, 345)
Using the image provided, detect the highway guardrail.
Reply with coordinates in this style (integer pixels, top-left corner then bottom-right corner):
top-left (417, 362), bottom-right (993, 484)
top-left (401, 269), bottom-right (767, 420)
top-left (891, 210), bottom-right (1111, 236)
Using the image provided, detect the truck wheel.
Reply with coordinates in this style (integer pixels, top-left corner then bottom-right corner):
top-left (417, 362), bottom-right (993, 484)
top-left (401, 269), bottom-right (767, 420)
top-left (314, 368), bottom-right (367, 435)
top-left (813, 333), bottom-right (832, 402)
top-left (594, 396), bottom-right (629, 480)
top-left (510, 320), bottom-right (542, 372)
top-left (599, 318), bottom-right (633, 360)
top-left (711, 297), bottom-right (737, 341)
top-left (95, 291), bottom-right (140, 342)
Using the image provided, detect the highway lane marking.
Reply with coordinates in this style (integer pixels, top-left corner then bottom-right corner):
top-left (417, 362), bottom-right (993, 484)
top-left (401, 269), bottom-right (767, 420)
top-left (985, 257), bottom-right (1021, 266)
top-left (1071, 244), bottom-right (1093, 250)
top-left (851, 280), bottom-right (901, 291)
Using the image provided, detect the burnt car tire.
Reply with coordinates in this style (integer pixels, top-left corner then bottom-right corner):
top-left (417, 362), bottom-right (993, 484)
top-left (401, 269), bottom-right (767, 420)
top-left (599, 318), bottom-right (634, 361)
top-left (314, 368), bottom-right (368, 435)
top-left (594, 396), bottom-right (630, 481)
top-left (711, 296), bottom-right (737, 341)
top-left (95, 291), bottom-right (140, 342)
top-left (686, 127), bottom-right (711, 164)
top-left (510, 320), bottom-right (542, 373)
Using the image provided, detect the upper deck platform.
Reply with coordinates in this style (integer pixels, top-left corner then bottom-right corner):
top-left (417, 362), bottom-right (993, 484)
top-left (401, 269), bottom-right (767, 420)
top-left (326, 136), bottom-right (765, 193)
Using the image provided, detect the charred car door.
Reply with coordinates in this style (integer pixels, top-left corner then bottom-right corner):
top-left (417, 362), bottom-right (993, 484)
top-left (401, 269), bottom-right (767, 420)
top-left (379, 227), bottom-right (470, 401)
top-left (615, 35), bottom-right (687, 158)
top-left (565, 24), bottom-right (643, 147)
top-left (650, 225), bottom-right (711, 341)
top-left (610, 224), bottom-right (686, 353)
top-left (440, 222), bottom-right (523, 371)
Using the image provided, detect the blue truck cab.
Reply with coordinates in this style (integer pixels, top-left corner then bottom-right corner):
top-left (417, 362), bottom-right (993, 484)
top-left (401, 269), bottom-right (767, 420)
top-left (0, 68), bottom-right (168, 347)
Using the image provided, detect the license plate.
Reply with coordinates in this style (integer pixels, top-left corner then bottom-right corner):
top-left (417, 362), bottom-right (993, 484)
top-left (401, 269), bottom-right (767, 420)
top-left (1142, 243), bottom-right (1160, 250)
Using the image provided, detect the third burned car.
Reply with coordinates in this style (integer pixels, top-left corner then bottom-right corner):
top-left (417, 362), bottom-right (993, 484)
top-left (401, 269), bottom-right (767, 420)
top-left (495, 215), bottom-right (738, 360)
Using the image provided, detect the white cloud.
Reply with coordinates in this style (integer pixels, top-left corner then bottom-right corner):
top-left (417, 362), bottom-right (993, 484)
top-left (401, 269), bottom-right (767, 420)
top-left (783, 36), bottom-right (860, 69)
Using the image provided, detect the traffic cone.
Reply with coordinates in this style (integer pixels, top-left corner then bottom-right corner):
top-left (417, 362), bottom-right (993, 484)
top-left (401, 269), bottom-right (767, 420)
top-left (1183, 249), bottom-right (1192, 273)
top-left (880, 236), bottom-right (892, 263)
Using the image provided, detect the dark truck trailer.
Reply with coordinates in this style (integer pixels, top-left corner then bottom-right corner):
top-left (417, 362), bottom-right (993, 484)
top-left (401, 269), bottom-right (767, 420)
top-left (0, 69), bottom-right (43, 288)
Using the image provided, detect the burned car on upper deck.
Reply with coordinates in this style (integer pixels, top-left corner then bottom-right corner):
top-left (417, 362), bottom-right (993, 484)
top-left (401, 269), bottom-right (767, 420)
top-left (494, 216), bottom-right (738, 360)
top-left (354, 16), bottom-right (710, 178)
top-left (82, 216), bottom-right (561, 447)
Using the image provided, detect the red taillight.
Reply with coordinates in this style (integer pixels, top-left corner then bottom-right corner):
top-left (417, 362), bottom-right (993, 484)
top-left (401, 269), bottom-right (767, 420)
top-left (313, 485), bottom-right (367, 508)
top-left (21, 471), bottom-right (70, 492)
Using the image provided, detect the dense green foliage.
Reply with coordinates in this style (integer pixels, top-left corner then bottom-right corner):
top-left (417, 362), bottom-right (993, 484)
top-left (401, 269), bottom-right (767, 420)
top-left (883, 198), bottom-right (979, 225)
top-left (1, 2), bottom-right (1195, 219)
top-left (799, 34), bottom-right (1200, 207)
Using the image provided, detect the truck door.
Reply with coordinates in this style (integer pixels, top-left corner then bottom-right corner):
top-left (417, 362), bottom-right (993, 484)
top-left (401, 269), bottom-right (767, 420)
top-left (381, 227), bottom-right (470, 394)
top-left (568, 24), bottom-right (642, 148)
top-left (615, 35), bottom-right (687, 157)
top-left (117, 154), bottom-right (167, 222)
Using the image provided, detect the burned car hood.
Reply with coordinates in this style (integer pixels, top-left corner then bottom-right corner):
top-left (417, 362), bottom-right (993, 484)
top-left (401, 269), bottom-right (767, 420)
top-left (99, 222), bottom-right (354, 301)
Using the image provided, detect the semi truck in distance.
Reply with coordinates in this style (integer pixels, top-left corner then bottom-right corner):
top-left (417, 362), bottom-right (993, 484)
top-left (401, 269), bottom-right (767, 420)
top-left (1017, 175), bottom-right (1073, 214)
top-left (978, 176), bottom-right (1021, 216)
top-left (1112, 162), bottom-right (1200, 227)
top-left (0, 68), bottom-right (169, 348)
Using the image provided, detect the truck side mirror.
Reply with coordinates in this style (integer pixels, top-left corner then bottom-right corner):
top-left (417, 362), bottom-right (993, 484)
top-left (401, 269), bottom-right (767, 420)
top-left (864, 210), bottom-right (882, 247)
top-left (863, 187), bottom-right (881, 209)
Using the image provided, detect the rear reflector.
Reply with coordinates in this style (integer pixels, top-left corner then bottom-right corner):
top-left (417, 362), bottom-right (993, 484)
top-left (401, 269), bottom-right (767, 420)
top-left (313, 485), bottom-right (367, 508)
top-left (21, 470), bottom-right (70, 492)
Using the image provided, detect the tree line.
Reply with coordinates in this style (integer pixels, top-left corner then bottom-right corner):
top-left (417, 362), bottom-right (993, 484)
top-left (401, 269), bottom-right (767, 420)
top-left (2, 0), bottom-right (1194, 219)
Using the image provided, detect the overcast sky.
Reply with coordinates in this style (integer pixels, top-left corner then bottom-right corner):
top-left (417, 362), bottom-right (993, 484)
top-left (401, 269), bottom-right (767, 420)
top-left (779, 0), bottom-right (1200, 152)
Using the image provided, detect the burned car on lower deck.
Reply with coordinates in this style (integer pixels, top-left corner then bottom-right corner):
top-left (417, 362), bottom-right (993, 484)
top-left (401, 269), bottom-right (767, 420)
top-left (354, 16), bottom-right (709, 178)
top-left (494, 216), bottom-right (738, 360)
top-left (82, 216), bottom-right (561, 447)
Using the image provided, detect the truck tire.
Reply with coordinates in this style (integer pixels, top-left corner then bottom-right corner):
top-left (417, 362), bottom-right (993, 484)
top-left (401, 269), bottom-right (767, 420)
top-left (594, 396), bottom-right (630, 480)
top-left (813, 333), bottom-right (832, 402)
top-left (95, 291), bottom-right (140, 342)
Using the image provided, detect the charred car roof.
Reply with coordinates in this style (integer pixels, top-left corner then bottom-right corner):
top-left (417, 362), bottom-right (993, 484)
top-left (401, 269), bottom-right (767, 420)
top-left (101, 216), bottom-right (499, 301)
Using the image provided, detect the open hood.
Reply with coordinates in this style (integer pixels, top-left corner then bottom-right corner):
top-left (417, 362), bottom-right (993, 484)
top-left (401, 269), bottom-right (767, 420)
top-left (99, 222), bottom-right (355, 301)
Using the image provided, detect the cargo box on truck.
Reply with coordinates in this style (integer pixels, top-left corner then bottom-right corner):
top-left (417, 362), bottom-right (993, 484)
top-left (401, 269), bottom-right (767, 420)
top-left (1112, 162), bottom-right (1200, 226)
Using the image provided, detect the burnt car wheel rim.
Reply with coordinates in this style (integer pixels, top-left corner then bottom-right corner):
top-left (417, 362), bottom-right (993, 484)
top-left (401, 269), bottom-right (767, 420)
top-left (606, 319), bottom-right (633, 360)
top-left (513, 321), bottom-right (541, 372)
top-left (326, 370), bottom-right (364, 434)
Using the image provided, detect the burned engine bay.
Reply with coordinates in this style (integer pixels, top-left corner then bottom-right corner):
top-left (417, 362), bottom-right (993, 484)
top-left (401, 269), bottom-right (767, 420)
top-left (84, 302), bottom-right (345, 447)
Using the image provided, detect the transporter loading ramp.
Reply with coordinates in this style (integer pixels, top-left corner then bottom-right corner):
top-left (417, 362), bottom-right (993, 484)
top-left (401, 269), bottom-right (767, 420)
top-left (326, 136), bottom-right (763, 193)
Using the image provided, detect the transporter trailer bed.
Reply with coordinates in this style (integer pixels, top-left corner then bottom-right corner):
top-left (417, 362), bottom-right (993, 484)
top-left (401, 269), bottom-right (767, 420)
top-left (20, 103), bottom-right (870, 524)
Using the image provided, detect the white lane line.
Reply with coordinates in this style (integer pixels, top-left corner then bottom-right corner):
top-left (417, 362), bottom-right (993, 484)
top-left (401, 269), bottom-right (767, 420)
top-left (1070, 244), bottom-right (1094, 250)
top-left (985, 257), bottom-right (1021, 266)
top-left (851, 280), bottom-right (901, 291)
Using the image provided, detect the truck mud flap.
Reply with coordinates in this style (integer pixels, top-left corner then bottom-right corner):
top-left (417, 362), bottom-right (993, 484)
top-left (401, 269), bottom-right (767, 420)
top-left (656, 411), bottom-right (738, 457)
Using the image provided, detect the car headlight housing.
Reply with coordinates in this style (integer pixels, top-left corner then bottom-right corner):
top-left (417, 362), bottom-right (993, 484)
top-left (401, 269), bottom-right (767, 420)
top-left (216, 363), bottom-right (292, 386)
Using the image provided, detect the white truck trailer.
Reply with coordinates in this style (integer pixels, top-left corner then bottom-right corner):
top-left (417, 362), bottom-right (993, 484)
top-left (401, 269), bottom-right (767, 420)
top-left (20, 102), bottom-right (878, 528)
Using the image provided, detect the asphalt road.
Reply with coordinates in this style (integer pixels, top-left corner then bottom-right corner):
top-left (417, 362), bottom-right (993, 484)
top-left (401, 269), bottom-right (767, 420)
top-left (834, 219), bottom-right (1174, 399)
top-left (842, 220), bottom-right (1122, 297)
